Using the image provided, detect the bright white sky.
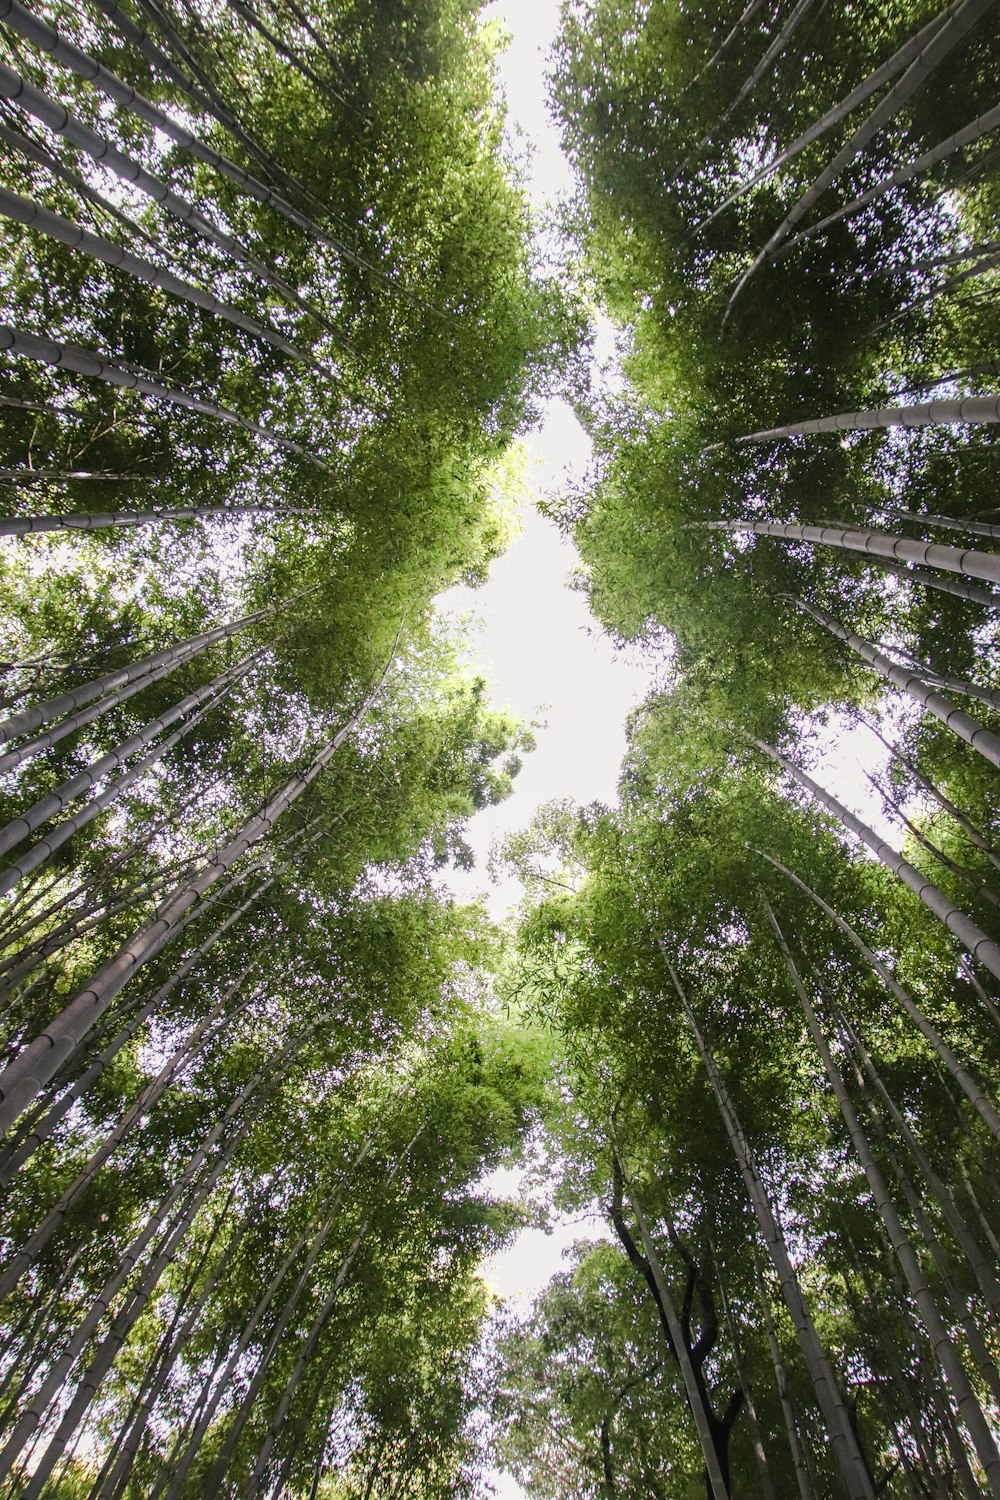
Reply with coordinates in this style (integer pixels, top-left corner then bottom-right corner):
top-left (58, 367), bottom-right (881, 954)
top-left (440, 462), bottom-right (658, 914)
top-left (438, 6), bottom-right (658, 924)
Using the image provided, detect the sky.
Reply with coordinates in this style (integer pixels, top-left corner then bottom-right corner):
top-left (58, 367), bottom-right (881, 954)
top-left (439, 460), bottom-right (659, 914)
top-left (435, 11), bottom-right (663, 929)
top-left (436, 1), bottom-right (662, 923)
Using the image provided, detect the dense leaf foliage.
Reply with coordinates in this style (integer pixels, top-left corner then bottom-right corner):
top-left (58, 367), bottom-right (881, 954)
top-left (0, 0), bottom-right (570, 1491)
top-left (3, 0), bottom-right (1000, 1496)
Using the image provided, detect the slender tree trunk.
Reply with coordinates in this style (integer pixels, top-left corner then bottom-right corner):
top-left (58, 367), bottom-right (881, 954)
top-left (0, 776), bottom-right (218, 951)
top-left (862, 770), bottom-right (1000, 913)
top-left (889, 655), bottom-right (1000, 716)
top-left (0, 503), bottom-right (313, 537)
top-left (0, 791), bottom-right (290, 988)
top-left (0, 641), bottom-right (234, 777)
top-left (842, 1269), bottom-right (951, 1500)
top-left (0, 116), bottom-right (167, 260)
top-left (1, 664), bottom-right (247, 854)
top-left (832, 1004), bottom-right (1000, 1317)
top-left (753, 739), bottom-right (1000, 989)
top-left (688, 0), bottom-right (769, 91)
top-left (794, 594), bottom-right (1000, 769)
top-left (0, 969), bottom-right (47, 1031)
top-left (774, 101), bottom-right (1000, 260)
top-left (0, 603), bottom-right (272, 748)
top-left (0, 859), bottom-right (200, 998)
top-left (610, 1150), bottom-right (731, 1500)
top-left (270, 0), bottom-right (362, 104)
top-left (721, 391), bottom-right (1000, 445)
top-left (160, 1216), bottom-right (331, 1499)
top-left (707, 1231), bottom-right (778, 1500)
top-left (843, 1030), bottom-right (1000, 1408)
top-left (861, 1231), bottom-right (981, 1500)
top-left (157, 0), bottom-right (368, 226)
top-left (0, 0), bottom-right (344, 251)
top-left (0, 1240), bottom-right (89, 1420)
top-left (0, 62), bottom-right (345, 343)
top-left (882, 248), bottom-right (1000, 328)
top-left (718, 0), bottom-right (823, 123)
top-left (306, 1445), bottom-right (327, 1500)
top-left (0, 955), bottom-right (262, 1306)
top-left (702, 517), bottom-right (1000, 588)
top-left (599, 1416), bottom-right (615, 1499)
top-left (241, 1218), bottom-right (374, 1496)
top-left (917, 237), bottom-right (1000, 271)
top-left (0, 470), bottom-right (153, 482)
top-left (240, 1125), bottom-right (426, 1499)
top-left (0, 1055), bottom-right (269, 1481)
top-left (0, 696), bottom-right (225, 903)
top-left (860, 716), bottom-right (1000, 873)
top-left (19, 1129), bottom-right (244, 1500)
top-left (1, 835), bottom-right (256, 1031)
top-left (878, 556), bottom-right (1000, 609)
top-left (0, 857), bottom-right (217, 1023)
top-left (145, 1345), bottom-right (228, 1499)
top-left (89, 1193), bottom-right (242, 1499)
top-left (161, 1132), bottom-right (375, 1500)
top-left (695, 0), bottom-right (957, 227)
top-left (0, 186), bottom-right (322, 368)
top-left (764, 899), bottom-right (1000, 1498)
top-left (940, 1407), bottom-right (985, 1500)
top-left (748, 1236), bottom-right (815, 1500)
top-left (199, 1165), bottom-right (383, 1495)
top-left (753, 847), bottom-right (1000, 1138)
top-left (0, 392), bottom-right (48, 412)
top-left (0, 325), bottom-right (333, 473)
top-left (662, 958), bottom-right (875, 1500)
top-left (1, 637), bottom-right (153, 688)
top-left (221, 0), bottom-right (350, 109)
top-left (258, 1366), bottom-right (336, 1500)
top-left (0, 642), bottom-right (397, 1133)
top-left (725, 0), bottom-right (995, 310)
top-left (0, 873), bottom-right (273, 1187)
top-left (86, 0), bottom-right (331, 193)
top-left (891, 358), bottom-right (1000, 400)
top-left (960, 959), bottom-right (1000, 1033)
top-left (0, 648), bottom-right (263, 892)
top-left (959, 1161), bottom-right (1000, 1257)
top-left (0, 858), bottom-right (198, 996)
top-left (880, 506), bottom-right (1000, 542)
top-left (14, 1015), bottom-right (318, 1478)
top-left (0, 804), bottom-right (298, 1009)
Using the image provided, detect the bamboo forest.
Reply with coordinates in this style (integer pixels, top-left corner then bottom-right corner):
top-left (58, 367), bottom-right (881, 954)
top-left (2, 0), bottom-right (1000, 1494)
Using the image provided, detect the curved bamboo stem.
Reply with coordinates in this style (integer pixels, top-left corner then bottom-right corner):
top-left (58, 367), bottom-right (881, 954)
top-left (0, 641), bottom-right (398, 1132)
top-left (704, 517), bottom-right (1000, 588)
top-left (725, 0), bottom-right (994, 312)
top-left (764, 900), bottom-right (1000, 1498)
top-left (752, 847), bottom-right (1000, 1142)
top-left (0, 324), bottom-right (333, 473)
